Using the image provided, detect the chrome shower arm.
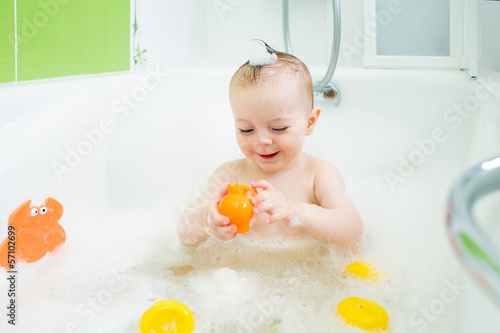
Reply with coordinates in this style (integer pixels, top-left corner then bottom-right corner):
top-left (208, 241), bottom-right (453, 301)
top-left (283, 0), bottom-right (293, 54)
top-left (314, 0), bottom-right (341, 93)
top-left (282, 0), bottom-right (341, 98)
top-left (447, 155), bottom-right (500, 306)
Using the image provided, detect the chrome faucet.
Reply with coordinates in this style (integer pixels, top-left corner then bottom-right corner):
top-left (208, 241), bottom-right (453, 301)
top-left (447, 155), bottom-right (500, 306)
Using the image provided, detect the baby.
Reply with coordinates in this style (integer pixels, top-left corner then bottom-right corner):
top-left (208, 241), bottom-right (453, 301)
top-left (178, 41), bottom-right (363, 248)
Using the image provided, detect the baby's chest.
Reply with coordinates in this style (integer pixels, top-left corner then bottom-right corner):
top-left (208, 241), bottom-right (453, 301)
top-left (274, 180), bottom-right (316, 205)
top-left (240, 174), bottom-right (317, 205)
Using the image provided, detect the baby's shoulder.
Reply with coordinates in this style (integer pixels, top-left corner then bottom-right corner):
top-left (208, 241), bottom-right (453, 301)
top-left (302, 153), bottom-right (342, 178)
top-left (303, 154), bottom-right (347, 203)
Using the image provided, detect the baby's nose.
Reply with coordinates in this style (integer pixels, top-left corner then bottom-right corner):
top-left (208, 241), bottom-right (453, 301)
top-left (256, 131), bottom-right (273, 145)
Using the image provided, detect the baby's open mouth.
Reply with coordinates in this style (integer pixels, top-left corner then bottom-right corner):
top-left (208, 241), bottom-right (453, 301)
top-left (258, 152), bottom-right (279, 159)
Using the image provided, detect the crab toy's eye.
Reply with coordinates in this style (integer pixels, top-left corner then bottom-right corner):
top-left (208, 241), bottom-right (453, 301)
top-left (40, 206), bottom-right (47, 215)
top-left (31, 207), bottom-right (38, 216)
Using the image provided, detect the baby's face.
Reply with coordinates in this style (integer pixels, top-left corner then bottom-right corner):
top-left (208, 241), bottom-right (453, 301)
top-left (229, 77), bottom-right (314, 173)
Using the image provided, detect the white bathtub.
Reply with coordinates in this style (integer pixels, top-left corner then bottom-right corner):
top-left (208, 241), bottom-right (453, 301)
top-left (0, 66), bottom-right (499, 332)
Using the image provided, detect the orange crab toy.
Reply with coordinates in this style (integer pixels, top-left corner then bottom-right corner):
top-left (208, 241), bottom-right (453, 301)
top-left (0, 197), bottom-right (65, 269)
top-left (218, 184), bottom-right (257, 234)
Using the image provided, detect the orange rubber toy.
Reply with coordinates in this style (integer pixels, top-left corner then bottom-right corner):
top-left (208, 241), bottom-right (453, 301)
top-left (0, 198), bottom-right (65, 270)
top-left (218, 184), bottom-right (257, 234)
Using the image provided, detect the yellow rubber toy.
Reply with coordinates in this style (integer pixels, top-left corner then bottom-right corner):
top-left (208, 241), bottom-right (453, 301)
top-left (345, 261), bottom-right (379, 281)
top-left (139, 300), bottom-right (194, 333)
top-left (337, 297), bottom-right (389, 331)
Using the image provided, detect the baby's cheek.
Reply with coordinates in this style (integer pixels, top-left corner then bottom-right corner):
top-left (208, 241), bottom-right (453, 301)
top-left (281, 132), bottom-right (304, 149)
top-left (236, 139), bottom-right (252, 154)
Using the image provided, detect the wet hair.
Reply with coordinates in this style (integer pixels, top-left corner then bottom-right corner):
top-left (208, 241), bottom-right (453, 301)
top-left (229, 41), bottom-right (314, 110)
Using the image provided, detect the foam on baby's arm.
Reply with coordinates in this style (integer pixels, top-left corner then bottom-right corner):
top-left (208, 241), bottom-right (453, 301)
top-left (289, 216), bottom-right (305, 228)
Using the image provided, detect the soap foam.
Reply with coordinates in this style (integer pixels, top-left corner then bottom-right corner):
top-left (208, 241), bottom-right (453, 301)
top-left (248, 40), bottom-right (278, 66)
top-left (0, 191), bottom-right (460, 333)
top-left (288, 216), bottom-right (304, 228)
top-left (212, 267), bottom-right (247, 295)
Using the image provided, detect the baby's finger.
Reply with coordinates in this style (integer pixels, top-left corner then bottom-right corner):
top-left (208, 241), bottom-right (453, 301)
top-left (212, 213), bottom-right (230, 226)
top-left (251, 180), bottom-right (274, 191)
top-left (251, 189), bottom-right (272, 206)
top-left (215, 184), bottom-right (229, 205)
top-left (253, 197), bottom-right (276, 215)
top-left (214, 224), bottom-right (237, 240)
top-left (207, 209), bottom-right (230, 228)
top-left (266, 210), bottom-right (285, 224)
top-left (248, 215), bottom-right (259, 228)
top-left (249, 185), bottom-right (258, 197)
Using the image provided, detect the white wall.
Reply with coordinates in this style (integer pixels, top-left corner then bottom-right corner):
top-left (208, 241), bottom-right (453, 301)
top-left (137, 0), bottom-right (500, 73)
top-left (138, 0), bottom-right (366, 70)
top-left (136, 1), bottom-right (209, 67)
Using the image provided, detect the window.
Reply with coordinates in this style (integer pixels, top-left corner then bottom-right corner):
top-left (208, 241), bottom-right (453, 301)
top-left (0, 0), bottom-right (130, 84)
top-left (363, 0), bottom-right (464, 70)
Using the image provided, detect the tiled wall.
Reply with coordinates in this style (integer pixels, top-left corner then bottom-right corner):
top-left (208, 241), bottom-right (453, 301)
top-left (0, 0), bottom-right (130, 83)
top-left (481, 0), bottom-right (500, 71)
top-left (0, 1), bottom-right (15, 83)
top-left (17, 0), bottom-right (130, 81)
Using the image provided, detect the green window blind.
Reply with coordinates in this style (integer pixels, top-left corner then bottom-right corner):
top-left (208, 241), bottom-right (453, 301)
top-left (0, 0), bottom-right (15, 83)
top-left (1, 0), bottom-right (130, 83)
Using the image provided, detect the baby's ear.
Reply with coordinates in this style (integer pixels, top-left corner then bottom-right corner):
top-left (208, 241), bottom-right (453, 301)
top-left (306, 107), bottom-right (321, 135)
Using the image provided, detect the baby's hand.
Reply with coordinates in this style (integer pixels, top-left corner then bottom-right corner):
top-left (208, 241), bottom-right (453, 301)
top-left (204, 186), bottom-right (238, 241)
top-left (251, 180), bottom-right (297, 225)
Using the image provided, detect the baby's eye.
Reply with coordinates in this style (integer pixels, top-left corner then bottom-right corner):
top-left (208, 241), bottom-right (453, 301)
top-left (272, 127), bottom-right (288, 132)
top-left (239, 128), bottom-right (254, 134)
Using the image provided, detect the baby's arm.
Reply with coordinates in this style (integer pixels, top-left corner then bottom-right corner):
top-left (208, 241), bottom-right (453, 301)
top-left (251, 162), bottom-right (363, 247)
top-left (177, 162), bottom-right (239, 246)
